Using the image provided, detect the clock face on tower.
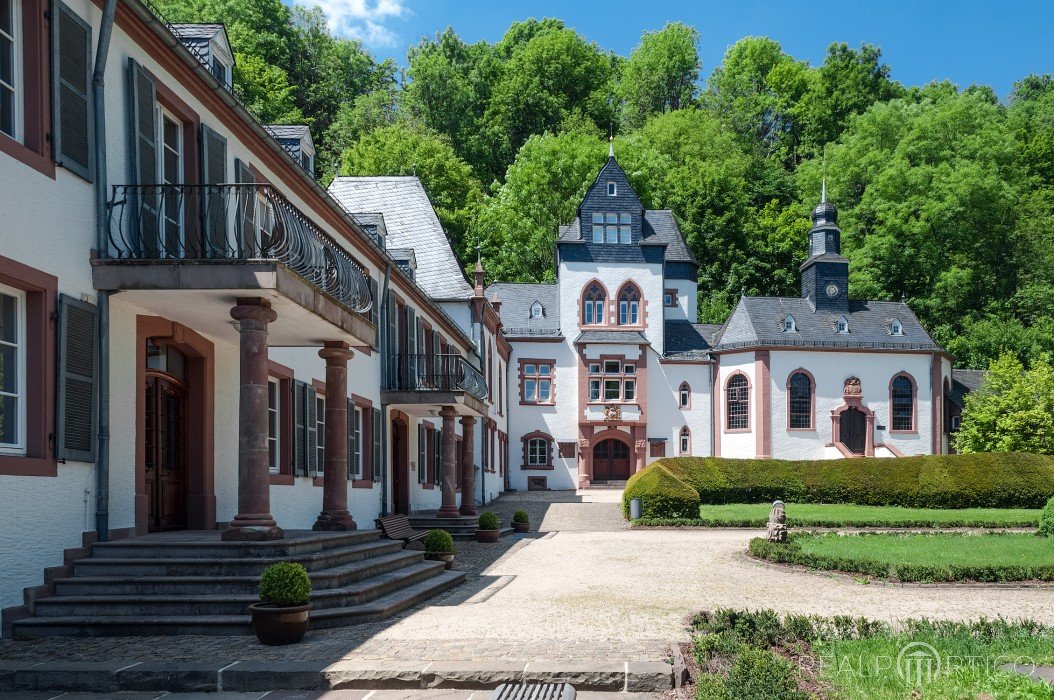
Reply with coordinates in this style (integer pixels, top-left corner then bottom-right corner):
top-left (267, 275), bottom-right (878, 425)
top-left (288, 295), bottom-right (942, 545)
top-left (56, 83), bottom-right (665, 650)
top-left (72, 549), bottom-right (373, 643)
top-left (825, 283), bottom-right (840, 298)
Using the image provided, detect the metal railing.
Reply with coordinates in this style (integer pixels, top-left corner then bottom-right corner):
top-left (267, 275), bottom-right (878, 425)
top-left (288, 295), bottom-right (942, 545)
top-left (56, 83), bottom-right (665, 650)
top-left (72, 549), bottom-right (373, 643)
top-left (106, 183), bottom-right (372, 314)
top-left (386, 353), bottom-right (488, 402)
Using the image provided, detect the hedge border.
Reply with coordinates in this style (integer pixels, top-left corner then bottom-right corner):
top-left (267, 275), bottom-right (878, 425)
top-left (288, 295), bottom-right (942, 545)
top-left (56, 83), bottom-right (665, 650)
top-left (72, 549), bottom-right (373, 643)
top-left (634, 516), bottom-right (1039, 529)
top-left (749, 533), bottom-right (1054, 583)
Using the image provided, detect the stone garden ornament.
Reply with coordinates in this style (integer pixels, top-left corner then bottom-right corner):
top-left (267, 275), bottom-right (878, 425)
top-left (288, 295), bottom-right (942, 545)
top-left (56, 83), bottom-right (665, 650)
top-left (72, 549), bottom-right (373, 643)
top-left (767, 500), bottom-right (788, 543)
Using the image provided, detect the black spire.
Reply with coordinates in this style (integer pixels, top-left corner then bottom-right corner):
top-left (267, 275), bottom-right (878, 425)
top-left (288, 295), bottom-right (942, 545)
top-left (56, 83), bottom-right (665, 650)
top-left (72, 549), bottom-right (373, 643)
top-left (801, 181), bottom-right (849, 311)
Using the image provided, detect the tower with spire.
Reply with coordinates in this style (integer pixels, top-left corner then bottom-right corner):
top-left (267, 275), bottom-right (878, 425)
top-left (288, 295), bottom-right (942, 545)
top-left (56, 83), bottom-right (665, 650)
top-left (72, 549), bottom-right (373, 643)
top-left (800, 181), bottom-right (850, 311)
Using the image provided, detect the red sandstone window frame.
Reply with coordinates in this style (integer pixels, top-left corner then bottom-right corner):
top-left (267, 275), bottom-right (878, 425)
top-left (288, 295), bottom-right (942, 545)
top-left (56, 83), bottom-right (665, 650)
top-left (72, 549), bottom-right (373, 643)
top-left (679, 426), bottom-right (691, 455)
top-left (724, 371), bottom-right (751, 433)
top-left (350, 393), bottom-right (374, 489)
top-left (580, 279), bottom-right (608, 326)
top-left (616, 281), bottom-right (642, 327)
top-left (519, 358), bottom-right (555, 405)
top-left (663, 289), bottom-right (678, 307)
top-left (786, 368), bottom-right (816, 431)
top-left (266, 360), bottom-right (294, 485)
top-left (678, 381), bottom-right (691, 409)
top-left (521, 431), bottom-right (554, 470)
top-left (587, 358), bottom-right (636, 403)
top-left (889, 372), bottom-right (918, 434)
top-left (0, 0), bottom-right (53, 178)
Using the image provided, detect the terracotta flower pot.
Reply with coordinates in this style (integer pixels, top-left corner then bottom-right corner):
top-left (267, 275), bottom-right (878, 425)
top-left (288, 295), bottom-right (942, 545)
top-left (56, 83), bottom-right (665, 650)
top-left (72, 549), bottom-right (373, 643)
top-left (513, 521), bottom-right (529, 533)
top-left (425, 552), bottom-right (455, 569)
top-left (249, 602), bottom-right (311, 645)
top-left (475, 529), bottom-right (500, 543)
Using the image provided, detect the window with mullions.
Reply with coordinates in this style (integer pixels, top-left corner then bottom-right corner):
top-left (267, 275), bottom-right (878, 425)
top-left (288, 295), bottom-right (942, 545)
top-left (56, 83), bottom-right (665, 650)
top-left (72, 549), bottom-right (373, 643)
top-left (583, 283), bottom-right (605, 325)
top-left (590, 212), bottom-right (632, 244)
top-left (267, 378), bottom-right (280, 473)
top-left (527, 437), bottom-right (549, 466)
top-left (0, 284), bottom-right (25, 453)
top-left (351, 406), bottom-right (363, 478)
top-left (726, 374), bottom-right (749, 430)
top-left (891, 375), bottom-right (914, 431)
top-left (314, 395), bottom-right (325, 472)
top-left (679, 426), bottom-right (691, 455)
top-left (588, 360), bottom-right (636, 403)
top-left (522, 362), bottom-right (553, 403)
top-left (788, 372), bottom-right (812, 429)
top-left (0, 0), bottom-right (19, 140)
top-left (618, 284), bottom-right (640, 325)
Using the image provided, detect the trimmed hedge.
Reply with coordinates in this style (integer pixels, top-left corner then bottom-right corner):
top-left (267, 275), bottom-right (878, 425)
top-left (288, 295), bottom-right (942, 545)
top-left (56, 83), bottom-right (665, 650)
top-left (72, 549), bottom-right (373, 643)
top-left (1041, 497), bottom-right (1054, 537)
top-left (622, 452), bottom-right (1054, 518)
top-left (748, 535), bottom-right (1054, 583)
top-left (632, 515), bottom-right (1039, 529)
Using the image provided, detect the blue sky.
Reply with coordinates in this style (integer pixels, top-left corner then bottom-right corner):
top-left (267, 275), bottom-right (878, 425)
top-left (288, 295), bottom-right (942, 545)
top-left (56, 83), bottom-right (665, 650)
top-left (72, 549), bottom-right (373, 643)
top-left (305, 0), bottom-right (1053, 98)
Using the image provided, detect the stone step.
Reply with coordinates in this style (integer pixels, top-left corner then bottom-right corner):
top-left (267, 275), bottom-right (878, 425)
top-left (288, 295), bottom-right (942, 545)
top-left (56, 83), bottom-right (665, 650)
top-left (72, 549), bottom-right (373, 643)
top-left (35, 561), bottom-right (447, 617)
top-left (13, 570), bottom-right (466, 637)
top-left (449, 527), bottom-right (515, 541)
top-left (89, 529), bottom-right (378, 559)
top-left (72, 539), bottom-right (403, 577)
top-left (586, 481), bottom-right (627, 490)
top-left (54, 549), bottom-right (425, 596)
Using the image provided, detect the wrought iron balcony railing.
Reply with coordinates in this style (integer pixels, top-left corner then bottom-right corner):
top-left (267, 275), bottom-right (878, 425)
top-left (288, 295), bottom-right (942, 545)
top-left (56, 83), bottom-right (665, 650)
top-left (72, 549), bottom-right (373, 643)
top-left (106, 183), bottom-right (373, 314)
top-left (386, 353), bottom-right (488, 402)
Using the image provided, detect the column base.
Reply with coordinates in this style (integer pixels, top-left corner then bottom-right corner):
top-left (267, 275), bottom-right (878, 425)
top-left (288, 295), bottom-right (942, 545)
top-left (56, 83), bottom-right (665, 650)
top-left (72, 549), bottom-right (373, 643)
top-left (458, 503), bottom-right (477, 516)
top-left (436, 505), bottom-right (461, 518)
top-left (222, 525), bottom-right (285, 541)
top-left (313, 511), bottom-right (357, 531)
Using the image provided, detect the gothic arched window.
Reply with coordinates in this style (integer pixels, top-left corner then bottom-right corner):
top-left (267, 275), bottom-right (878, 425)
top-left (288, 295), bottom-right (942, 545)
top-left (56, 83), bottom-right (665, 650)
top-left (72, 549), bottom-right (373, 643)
top-left (788, 372), bottom-right (813, 429)
top-left (618, 283), bottom-right (640, 325)
top-left (891, 374), bottom-right (915, 431)
top-left (726, 374), bottom-right (750, 431)
top-left (582, 283), bottom-right (605, 325)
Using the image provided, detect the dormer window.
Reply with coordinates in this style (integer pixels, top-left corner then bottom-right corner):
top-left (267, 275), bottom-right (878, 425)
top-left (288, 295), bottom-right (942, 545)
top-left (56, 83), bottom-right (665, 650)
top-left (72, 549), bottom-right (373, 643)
top-left (890, 319), bottom-right (903, 336)
top-left (607, 182), bottom-right (617, 196)
top-left (783, 315), bottom-right (796, 332)
top-left (836, 316), bottom-right (849, 334)
top-left (591, 212), bottom-right (631, 244)
top-left (530, 301), bottom-right (544, 319)
top-left (301, 151), bottom-right (313, 174)
top-left (210, 55), bottom-right (230, 88)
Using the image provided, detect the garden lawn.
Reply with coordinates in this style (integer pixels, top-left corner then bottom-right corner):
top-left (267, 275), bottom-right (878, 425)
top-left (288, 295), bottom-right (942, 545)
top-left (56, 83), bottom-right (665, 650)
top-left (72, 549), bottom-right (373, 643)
top-left (695, 502), bottom-right (1041, 528)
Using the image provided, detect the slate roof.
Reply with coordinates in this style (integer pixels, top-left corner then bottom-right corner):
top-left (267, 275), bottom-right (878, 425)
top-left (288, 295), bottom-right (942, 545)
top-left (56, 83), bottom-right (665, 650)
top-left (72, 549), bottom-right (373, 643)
top-left (574, 330), bottom-right (649, 345)
top-left (948, 369), bottom-right (986, 409)
top-left (328, 177), bottom-right (474, 299)
top-left (485, 283), bottom-right (561, 337)
top-left (350, 212), bottom-right (386, 247)
top-left (664, 320), bottom-right (721, 360)
top-left (170, 23), bottom-right (224, 39)
top-left (712, 297), bottom-right (943, 352)
top-left (170, 24), bottom-right (232, 66)
top-left (264, 125), bottom-right (311, 141)
top-left (557, 210), bottom-right (696, 265)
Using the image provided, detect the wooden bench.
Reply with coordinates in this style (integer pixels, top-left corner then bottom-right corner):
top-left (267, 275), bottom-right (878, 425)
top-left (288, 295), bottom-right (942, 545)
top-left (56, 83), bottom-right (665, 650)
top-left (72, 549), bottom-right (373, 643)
top-left (374, 514), bottom-right (428, 547)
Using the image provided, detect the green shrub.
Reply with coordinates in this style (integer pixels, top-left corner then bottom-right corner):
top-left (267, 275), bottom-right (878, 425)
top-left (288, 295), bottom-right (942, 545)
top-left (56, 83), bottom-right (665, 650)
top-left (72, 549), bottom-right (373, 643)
top-left (478, 511), bottom-right (500, 530)
top-left (622, 464), bottom-right (701, 519)
top-left (622, 453), bottom-right (1054, 518)
top-left (1040, 496), bottom-right (1054, 537)
top-left (724, 648), bottom-right (809, 700)
top-left (512, 510), bottom-right (529, 524)
top-left (694, 674), bottom-right (730, 700)
top-left (259, 562), bottom-right (311, 607)
top-left (423, 529), bottom-right (455, 554)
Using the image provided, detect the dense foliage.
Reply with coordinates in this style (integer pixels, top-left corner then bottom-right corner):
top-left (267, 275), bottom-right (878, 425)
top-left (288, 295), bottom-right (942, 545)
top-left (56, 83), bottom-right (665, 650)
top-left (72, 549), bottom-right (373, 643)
top-left (1041, 497), bottom-right (1054, 537)
top-left (956, 354), bottom-right (1054, 454)
top-left (158, 0), bottom-right (1054, 368)
top-left (258, 562), bottom-right (312, 607)
top-left (622, 454), bottom-right (1054, 517)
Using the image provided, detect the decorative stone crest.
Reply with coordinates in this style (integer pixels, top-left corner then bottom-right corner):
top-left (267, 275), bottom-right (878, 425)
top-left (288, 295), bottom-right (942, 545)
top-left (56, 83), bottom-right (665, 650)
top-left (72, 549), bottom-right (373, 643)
top-left (634, 439), bottom-right (646, 450)
top-left (843, 376), bottom-right (862, 397)
top-left (766, 500), bottom-right (788, 543)
top-left (603, 404), bottom-right (622, 422)
top-left (578, 439), bottom-right (590, 451)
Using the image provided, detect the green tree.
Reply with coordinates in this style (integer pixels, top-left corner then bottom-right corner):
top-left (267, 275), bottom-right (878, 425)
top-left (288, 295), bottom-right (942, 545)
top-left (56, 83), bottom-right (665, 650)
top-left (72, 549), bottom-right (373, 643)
top-left (956, 354), bottom-right (1054, 455)
top-left (339, 122), bottom-right (483, 260)
top-left (618, 22), bottom-right (700, 130)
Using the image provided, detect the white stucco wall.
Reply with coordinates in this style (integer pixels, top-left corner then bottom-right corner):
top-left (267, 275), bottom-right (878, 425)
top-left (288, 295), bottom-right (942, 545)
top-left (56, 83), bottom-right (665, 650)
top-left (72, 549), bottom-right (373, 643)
top-left (648, 357), bottom-right (712, 460)
top-left (558, 261), bottom-right (666, 355)
top-left (715, 352), bottom-right (757, 457)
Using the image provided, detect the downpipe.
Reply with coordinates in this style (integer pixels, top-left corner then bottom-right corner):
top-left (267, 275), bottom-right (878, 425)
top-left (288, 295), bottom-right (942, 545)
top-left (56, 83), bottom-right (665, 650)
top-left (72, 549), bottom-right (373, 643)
top-left (92, 0), bottom-right (118, 541)
top-left (379, 262), bottom-right (391, 516)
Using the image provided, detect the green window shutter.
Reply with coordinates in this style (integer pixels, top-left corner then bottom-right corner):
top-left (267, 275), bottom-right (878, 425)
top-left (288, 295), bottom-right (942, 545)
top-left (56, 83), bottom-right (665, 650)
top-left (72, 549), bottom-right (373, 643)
top-left (305, 384), bottom-right (318, 477)
top-left (346, 399), bottom-right (356, 480)
top-left (372, 407), bottom-right (382, 480)
top-left (293, 379), bottom-right (307, 477)
top-left (56, 295), bottom-right (98, 462)
top-left (200, 124), bottom-right (228, 256)
top-left (127, 58), bottom-right (158, 255)
top-left (234, 158), bottom-right (256, 253)
top-left (367, 277), bottom-right (379, 339)
top-left (434, 429), bottom-right (442, 486)
top-left (52, 3), bottom-right (93, 180)
top-left (417, 425), bottom-right (426, 484)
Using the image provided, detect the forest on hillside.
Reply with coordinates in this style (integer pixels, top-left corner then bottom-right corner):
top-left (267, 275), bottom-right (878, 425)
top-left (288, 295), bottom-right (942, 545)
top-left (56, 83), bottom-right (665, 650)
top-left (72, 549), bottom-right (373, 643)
top-left (155, 0), bottom-right (1054, 369)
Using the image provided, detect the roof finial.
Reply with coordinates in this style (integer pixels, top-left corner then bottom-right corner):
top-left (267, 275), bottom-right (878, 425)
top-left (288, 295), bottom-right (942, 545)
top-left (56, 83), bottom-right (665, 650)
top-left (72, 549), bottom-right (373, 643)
top-left (821, 177), bottom-right (827, 204)
top-left (475, 233), bottom-right (482, 264)
top-left (820, 144), bottom-right (828, 203)
top-left (608, 133), bottom-right (614, 159)
top-left (411, 162), bottom-right (417, 177)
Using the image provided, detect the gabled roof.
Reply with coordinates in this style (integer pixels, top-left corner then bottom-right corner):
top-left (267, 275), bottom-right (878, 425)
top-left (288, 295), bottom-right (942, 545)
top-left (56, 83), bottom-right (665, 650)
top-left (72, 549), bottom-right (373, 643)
top-left (712, 296), bottom-right (943, 352)
top-left (664, 320), bottom-right (720, 360)
top-left (328, 177), bottom-right (473, 299)
top-left (170, 23), bottom-right (233, 66)
top-left (558, 209), bottom-right (695, 265)
top-left (265, 125), bottom-right (314, 162)
top-left (486, 282), bottom-right (561, 338)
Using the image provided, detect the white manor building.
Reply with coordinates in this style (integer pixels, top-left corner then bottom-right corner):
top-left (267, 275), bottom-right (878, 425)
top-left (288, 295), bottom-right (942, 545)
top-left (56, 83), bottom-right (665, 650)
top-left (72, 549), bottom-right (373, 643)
top-left (490, 153), bottom-right (955, 491)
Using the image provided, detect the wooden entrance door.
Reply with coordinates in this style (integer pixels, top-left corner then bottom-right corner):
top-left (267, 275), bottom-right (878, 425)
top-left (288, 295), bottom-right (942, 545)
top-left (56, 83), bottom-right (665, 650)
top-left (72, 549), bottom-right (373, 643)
top-left (592, 439), bottom-right (631, 481)
top-left (840, 407), bottom-right (866, 455)
top-left (391, 417), bottom-right (410, 515)
top-left (145, 374), bottom-right (188, 531)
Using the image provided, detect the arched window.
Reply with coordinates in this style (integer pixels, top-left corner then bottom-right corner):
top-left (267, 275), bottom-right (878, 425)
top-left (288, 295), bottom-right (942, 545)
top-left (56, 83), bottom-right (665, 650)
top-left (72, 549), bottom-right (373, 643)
top-left (890, 374), bottom-right (915, 431)
top-left (618, 283), bottom-right (640, 325)
top-left (582, 283), bottom-right (605, 325)
top-left (679, 426), bottom-right (691, 455)
top-left (788, 372), bottom-right (813, 429)
top-left (523, 432), bottom-right (553, 467)
top-left (678, 382), bottom-right (691, 408)
top-left (726, 374), bottom-right (750, 430)
top-left (783, 315), bottom-right (796, 332)
top-left (890, 318), bottom-right (903, 336)
top-left (530, 301), bottom-right (544, 319)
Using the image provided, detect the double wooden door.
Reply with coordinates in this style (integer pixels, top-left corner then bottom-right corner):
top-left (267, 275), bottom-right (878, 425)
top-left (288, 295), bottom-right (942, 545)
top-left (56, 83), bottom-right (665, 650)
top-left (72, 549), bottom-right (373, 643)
top-left (145, 374), bottom-right (188, 531)
top-left (593, 439), bottom-right (630, 481)
top-left (840, 407), bottom-right (867, 455)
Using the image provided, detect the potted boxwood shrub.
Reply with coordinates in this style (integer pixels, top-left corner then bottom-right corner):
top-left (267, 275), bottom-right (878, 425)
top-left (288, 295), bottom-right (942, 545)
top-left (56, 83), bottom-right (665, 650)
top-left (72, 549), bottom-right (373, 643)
top-left (250, 562), bottom-right (312, 646)
top-left (476, 511), bottom-right (501, 543)
top-left (423, 529), bottom-right (456, 568)
top-left (512, 510), bottom-right (530, 533)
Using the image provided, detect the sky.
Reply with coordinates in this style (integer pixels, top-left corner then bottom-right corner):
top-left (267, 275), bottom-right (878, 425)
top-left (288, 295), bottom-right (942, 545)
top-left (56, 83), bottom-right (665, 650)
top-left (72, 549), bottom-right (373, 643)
top-left (301, 0), bottom-right (1054, 98)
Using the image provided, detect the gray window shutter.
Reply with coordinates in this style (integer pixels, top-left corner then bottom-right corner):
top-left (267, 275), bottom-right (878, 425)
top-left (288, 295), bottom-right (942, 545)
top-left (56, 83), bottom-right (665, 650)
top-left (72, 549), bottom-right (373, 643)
top-left (305, 385), bottom-right (318, 477)
top-left (434, 429), bottom-right (442, 486)
top-left (56, 295), bottom-right (98, 462)
top-left (201, 124), bottom-right (228, 256)
top-left (293, 379), bottom-right (307, 477)
top-left (406, 307), bottom-right (416, 386)
top-left (128, 58), bottom-right (158, 255)
top-left (233, 158), bottom-right (256, 253)
top-left (372, 406), bottom-right (382, 480)
top-left (53, 4), bottom-right (93, 180)
top-left (417, 425), bottom-right (426, 484)
top-left (367, 277), bottom-right (378, 333)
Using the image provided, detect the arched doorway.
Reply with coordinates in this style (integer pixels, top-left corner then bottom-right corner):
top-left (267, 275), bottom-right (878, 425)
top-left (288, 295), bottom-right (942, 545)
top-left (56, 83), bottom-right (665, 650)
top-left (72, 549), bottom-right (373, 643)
top-left (840, 407), bottom-right (866, 455)
top-left (592, 438), bottom-right (631, 481)
top-left (144, 340), bottom-right (190, 531)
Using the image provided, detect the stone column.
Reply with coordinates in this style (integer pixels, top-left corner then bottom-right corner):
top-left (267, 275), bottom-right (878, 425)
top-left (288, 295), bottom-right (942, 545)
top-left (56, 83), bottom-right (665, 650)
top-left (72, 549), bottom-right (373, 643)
top-left (314, 341), bottom-right (357, 531)
top-left (224, 298), bottom-right (283, 541)
top-left (437, 406), bottom-right (459, 518)
top-left (458, 415), bottom-right (477, 516)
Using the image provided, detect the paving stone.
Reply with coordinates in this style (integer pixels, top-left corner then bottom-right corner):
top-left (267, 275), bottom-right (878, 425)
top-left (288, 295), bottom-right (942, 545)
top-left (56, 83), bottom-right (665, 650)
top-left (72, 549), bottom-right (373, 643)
top-left (14, 661), bottom-right (137, 692)
top-left (222, 661), bottom-right (330, 692)
top-left (325, 660), bottom-right (429, 689)
top-left (366, 691), bottom-right (479, 700)
top-left (0, 660), bottom-right (39, 691)
top-left (625, 661), bottom-right (674, 692)
top-left (62, 693), bottom-right (165, 699)
top-left (423, 660), bottom-right (525, 689)
top-left (262, 691), bottom-right (371, 699)
top-left (116, 660), bottom-right (226, 692)
top-left (522, 662), bottom-right (626, 691)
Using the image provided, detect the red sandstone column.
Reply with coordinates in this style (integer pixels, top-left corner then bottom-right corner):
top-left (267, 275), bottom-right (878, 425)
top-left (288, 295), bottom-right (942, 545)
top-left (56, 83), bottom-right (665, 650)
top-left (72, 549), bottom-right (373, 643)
top-left (224, 298), bottom-right (283, 541)
top-left (459, 415), bottom-right (477, 516)
top-left (314, 341), bottom-right (357, 531)
top-left (437, 406), bottom-right (459, 518)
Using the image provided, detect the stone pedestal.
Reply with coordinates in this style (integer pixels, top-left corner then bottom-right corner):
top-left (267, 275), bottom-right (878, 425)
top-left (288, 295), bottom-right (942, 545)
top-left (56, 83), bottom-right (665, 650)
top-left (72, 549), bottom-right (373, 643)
top-left (224, 298), bottom-right (283, 541)
top-left (437, 406), bottom-right (460, 518)
top-left (314, 342), bottom-right (357, 531)
top-left (458, 416), bottom-right (477, 516)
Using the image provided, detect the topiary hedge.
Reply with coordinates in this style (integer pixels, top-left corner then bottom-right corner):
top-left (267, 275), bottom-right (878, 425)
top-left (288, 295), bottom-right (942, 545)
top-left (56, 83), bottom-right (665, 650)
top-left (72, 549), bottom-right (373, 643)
top-left (1041, 497), bottom-right (1054, 537)
top-left (622, 452), bottom-right (1054, 519)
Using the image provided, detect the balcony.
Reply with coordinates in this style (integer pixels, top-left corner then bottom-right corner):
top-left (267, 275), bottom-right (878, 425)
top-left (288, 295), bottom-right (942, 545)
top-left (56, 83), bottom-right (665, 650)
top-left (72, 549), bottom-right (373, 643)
top-left (384, 353), bottom-right (488, 415)
top-left (92, 184), bottom-right (376, 347)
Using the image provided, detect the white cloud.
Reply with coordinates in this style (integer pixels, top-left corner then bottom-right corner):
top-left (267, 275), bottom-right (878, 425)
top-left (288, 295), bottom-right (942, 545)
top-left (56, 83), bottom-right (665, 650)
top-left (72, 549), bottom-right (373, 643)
top-left (304, 0), bottom-right (408, 48)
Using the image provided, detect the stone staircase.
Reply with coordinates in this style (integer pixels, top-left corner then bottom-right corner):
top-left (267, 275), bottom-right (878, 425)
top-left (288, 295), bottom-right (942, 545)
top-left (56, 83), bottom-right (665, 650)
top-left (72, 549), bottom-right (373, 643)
top-left (12, 529), bottom-right (464, 638)
top-left (586, 480), bottom-right (628, 490)
top-left (408, 513), bottom-right (514, 541)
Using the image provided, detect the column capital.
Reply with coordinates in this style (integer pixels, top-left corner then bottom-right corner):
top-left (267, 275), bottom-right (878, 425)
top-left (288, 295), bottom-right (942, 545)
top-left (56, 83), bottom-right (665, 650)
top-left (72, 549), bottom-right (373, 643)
top-left (459, 415), bottom-right (477, 429)
top-left (230, 298), bottom-right (277, 326)
top-left (319, 340), bottom-right (354, 365)
top-left (438, 405), bottom-right (458, 420)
